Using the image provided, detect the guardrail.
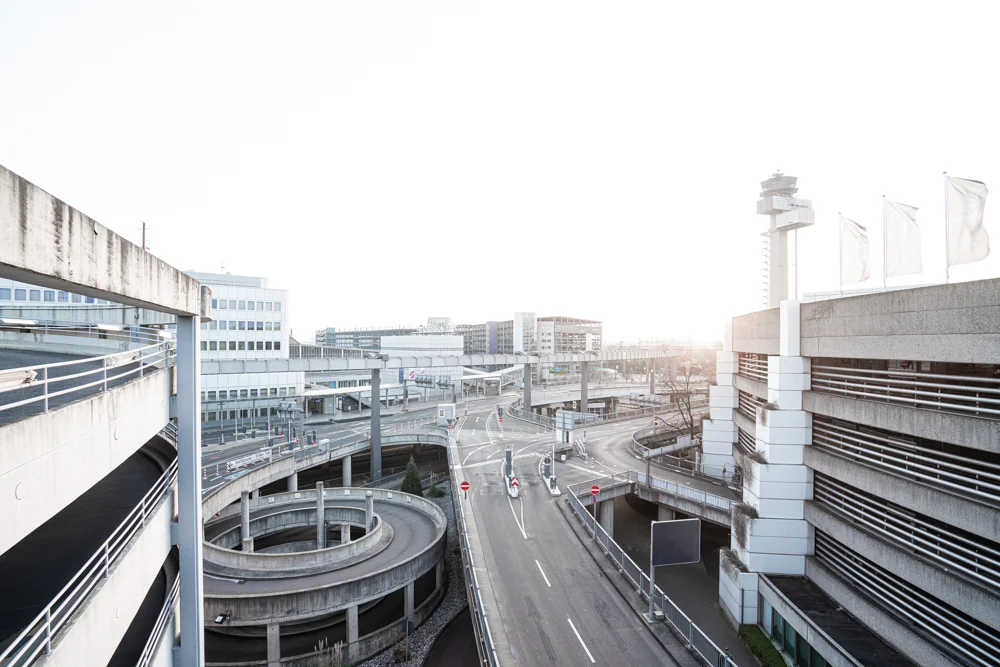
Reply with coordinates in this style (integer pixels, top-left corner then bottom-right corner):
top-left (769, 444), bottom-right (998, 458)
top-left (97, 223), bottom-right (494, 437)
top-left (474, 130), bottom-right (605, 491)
top-left (631, 425), bottom-right (734, 485)
top-left (0, 459), bottom-right (178, 667)
top-left (565, 486), bottom-right (738, 667)
top-left (135, 576), bottom-right (179, 667)
top-left (508, 396), bottom-right (707, 431)
top-left (811, 364), bottom-right (1000, 419)
top-left (567, 471), bottom-right (733, 513)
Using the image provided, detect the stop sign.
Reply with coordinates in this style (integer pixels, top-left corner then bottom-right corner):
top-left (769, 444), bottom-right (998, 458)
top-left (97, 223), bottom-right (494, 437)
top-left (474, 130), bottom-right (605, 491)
top-left (460, 481), bottom-right (470, 492)
top-left (591, 485), bottom-right (600, 496)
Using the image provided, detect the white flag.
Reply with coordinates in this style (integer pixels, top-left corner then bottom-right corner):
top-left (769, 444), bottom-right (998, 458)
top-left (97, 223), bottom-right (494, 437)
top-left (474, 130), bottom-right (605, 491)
top-left (947, 176), bottom-right (990, 267)
top-left (885, 200), bottom-right (922, 277)
top-left (840, 216), bottom-right (870, 285)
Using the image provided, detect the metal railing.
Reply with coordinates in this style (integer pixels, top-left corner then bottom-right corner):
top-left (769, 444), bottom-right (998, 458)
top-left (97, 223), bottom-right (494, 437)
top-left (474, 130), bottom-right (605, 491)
top-left (452, 477), bottom-right (500, 667)
top-left (812, 417), bottom-right (1000, 506)
top-left (0, 460), bottom-right (178, 666)
top-left (631, 426), bottom-right (735, 485)
top-left (736, 427), bottom-right (755, 458)
top-left (811, 364), bottom-right (1000, 419)
top-left (813, 473), bottom-right (1000, 592)
top-left (135, 576), bottom-right (179, 667)
top-left (737, 353), bottom-right (768, 383)
top-left (507, 396), bottom-right (706, 430)
top-left (736, 389), bottom-right (763, 423)
top-left (0, 337), bottom-right (175, 417)
top-left (568, 471), bottom-right (733, 513)
top-left (565, 487), bottom-right (738, 667)
top-left (814, 530), bottom-right (1000, 667)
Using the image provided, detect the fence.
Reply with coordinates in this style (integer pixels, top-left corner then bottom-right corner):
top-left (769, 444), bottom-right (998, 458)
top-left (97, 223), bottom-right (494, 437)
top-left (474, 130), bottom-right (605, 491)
top-left (0, 460), bottom-right (178, 667)
top-left (567, 471), bottom-right (733, 514)
top-left (565, 489), bottom-right (739, 667)
top-left (631, 425), bottom-right (735, 485)
top-left (134, 576), bottom-right (179, 667)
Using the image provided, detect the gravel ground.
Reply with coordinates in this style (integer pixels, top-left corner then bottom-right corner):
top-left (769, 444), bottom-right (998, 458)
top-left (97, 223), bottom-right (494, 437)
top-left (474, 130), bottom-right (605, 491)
top-left (358, 486), bottom-right (469, 667)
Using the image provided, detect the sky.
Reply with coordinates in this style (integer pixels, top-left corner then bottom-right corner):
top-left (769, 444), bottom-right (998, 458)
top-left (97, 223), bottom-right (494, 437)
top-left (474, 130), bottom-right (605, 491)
top-left (2, 1), bottom-right (999, 344)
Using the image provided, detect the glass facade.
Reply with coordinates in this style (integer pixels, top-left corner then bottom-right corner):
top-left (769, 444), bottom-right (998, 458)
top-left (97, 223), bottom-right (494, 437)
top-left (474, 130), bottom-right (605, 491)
top-left (760, 597), bottom-right (828, 667)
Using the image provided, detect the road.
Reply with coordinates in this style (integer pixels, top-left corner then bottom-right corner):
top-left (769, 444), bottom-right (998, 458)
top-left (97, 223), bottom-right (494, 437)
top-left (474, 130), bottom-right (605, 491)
top-left (453, 405), bottom-right (691, 667)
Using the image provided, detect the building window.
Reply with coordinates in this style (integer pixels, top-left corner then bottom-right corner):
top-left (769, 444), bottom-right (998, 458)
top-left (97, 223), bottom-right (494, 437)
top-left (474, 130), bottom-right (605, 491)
top-left (208, 391), bottom-right (217, 400)
top-left (229, 321), bottom-right (237, 330)
top-left (265, 322), bottom-right (272, 331)
top-left (71, 293), bottom-right (82, 303)
top-left (250, 389), bottom-right (258, 398)
top-left (256, 321), bottom-right (263, 330)
top-left (274, 341), bottom-right (281, 351)
top-left (238, 341), bottom-right (246, 351)
top-left (29, 289), bottom-right (41, 301)
top-left (43, 290), bottom-right (55, 302)
top-left (248, 301), bottom-right (255, 311)
top-left (287, 386), bottom-right (295, 395)
top-left (279, 387), bottom-right (286, 396)
top-left (264, 342), bottom-right (272, 350)
top-left (207, 411), bottom-right (217, 422)
top-left (200, 341), bottom-right (208, 351)
top-left (14, 288), bottom-right (26, 301)
top-left (240, 389), bottom-right (248, 398)
top-left (57, 291), bottom-right (68, 302)
top-left (0, 288), bottom-right (9, 300)
top-left (238, 321), bottom-right (246, 330)
top-left (246, 321), bottom-right (254, 330)
top-left (266, 302), bottom-right (273, 311)
top-left (85, 296), bottom-right (95, 303)
top-left (200, 321), bottom-right (208, 330)
top-left (257, 301), bottom-right (263, 310)
top-left (273, 321), bottom-right (281, 331)
top-left (274, 302), bottom-right (281, 312)
top-left (212, 298), bottom-right (218, 309)
top-left (270, 388), bottom-right (277, 396)
top-left (226, 299), bottom-right (234, 309)
top-left (238, 300), bottom-right (246, 310)
top-left (257, 342), bottom-right (264, 350)
top-left (230, 390), bottom-right (238, 399)
top-left (209, 341), bottom-right (218, 351)
top-left (209, 320), bottom-right (218, 330)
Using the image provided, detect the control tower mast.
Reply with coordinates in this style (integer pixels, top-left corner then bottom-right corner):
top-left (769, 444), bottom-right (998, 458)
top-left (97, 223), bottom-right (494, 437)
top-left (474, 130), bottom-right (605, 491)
top-left (758, 171), bottom-right (815, 307)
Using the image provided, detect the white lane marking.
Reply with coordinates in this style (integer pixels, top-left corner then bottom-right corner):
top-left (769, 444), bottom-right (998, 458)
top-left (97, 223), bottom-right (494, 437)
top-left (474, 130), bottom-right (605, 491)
top-left (470, 429), bottom-right (476, 436)
top-left (535, 560), bottom-right (551, 587)
top-left (486, 449), bottom-right (501, 460)
top-left (567, 618), bottom-right (595, 663)
top-left (462, 445), bottom-right (490, 465)
top-left (508, 496), bottom-right (528, 539)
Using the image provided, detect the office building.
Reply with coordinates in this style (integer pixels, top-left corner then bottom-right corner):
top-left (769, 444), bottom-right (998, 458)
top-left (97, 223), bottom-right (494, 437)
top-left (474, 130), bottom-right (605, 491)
top-left (711, 280), bottom-right (1000, 667)
top-left (314, 325), bottom-right (417, 350)
top-left (186, 271), bottom-right (303, 428)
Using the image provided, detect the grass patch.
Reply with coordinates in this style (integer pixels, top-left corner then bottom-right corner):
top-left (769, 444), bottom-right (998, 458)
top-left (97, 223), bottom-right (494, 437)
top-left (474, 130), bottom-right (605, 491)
top-left (739, 625), bottom-right (787, 667)
top-left (426, 482), bottom-right (445, 498)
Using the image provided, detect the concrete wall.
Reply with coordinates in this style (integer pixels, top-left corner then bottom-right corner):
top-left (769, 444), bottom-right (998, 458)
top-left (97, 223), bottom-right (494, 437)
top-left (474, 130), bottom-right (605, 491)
top-left (805, 559), bottom-right (961, 667)
top-left (803, 390), bottom-right (1000, 454)
top-left (731, 309), bottom-right (780, 356)
top-left (0, 304), bottom-right (175, 326)
top-left (632, 485), bottom-right (730, 526)
top-left (0, 327), bottom-right (141, 357)
top-left (40, 495), bottom-right (173, 667)
top-left (804, 447), bottom-right (1000, 543)
top-left (804, 503), bottom-right (998, 629)
top-left (0, 164), bottom-right (206, 317)
top-left (731, 409), bottom-right (756, 440)
top-left (799, 279), bottom-right (1000, 364)
top-left (1, 368), bottom-right (172, 556)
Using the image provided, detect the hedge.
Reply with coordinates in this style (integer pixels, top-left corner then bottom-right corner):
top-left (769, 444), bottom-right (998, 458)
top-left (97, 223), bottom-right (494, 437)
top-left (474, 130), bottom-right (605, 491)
top-left (739, 625), bottom-right (787, 667)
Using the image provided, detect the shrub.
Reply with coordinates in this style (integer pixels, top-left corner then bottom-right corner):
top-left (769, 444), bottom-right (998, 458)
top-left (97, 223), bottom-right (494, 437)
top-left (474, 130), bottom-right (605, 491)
top-left (739, 625), bottom-right (787, 667)
top-left (393, 646), bottom-right (411, 663)
top-left (426, 481), bottom-right (444, 498)
top-left (400, 456), bottom-right (424, 497)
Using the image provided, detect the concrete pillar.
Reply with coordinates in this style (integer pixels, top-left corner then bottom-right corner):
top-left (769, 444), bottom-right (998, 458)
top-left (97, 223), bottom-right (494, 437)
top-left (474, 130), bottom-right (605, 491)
top-left (436, 559), bottom-right (444, 589)
top-left (405, 581), bottom-right (415, 618)
top-left (599, 498), bottom-right (614, 538)
top-left (365, 490), bottom-right (375, 532)
top-left (342, 454), bottom-right (352, 487)
top-left (650, 357), bottom-right (656, 395)
top-left (657, 506), bottom-right (675, 522)
top-left (523, 362), bottom-right (532, 416)
top-left (266, 623), bottom-right (280, 667)
top-left (337, 523), bottom-right (349, 543)
top-left (580, 361), bottom-right (589, 415)
top-left (240, 490), bottom-right (254, 552)
top-left (287, 471), bottom-right (298, 492)
top-left (250, 488), bottom-right (259, 500)
top-left (175, 316), bottom-right (205, 665)
top-left (371, 369), bottom-right (382, 481)
top-left (347, 605), bottom-right (359, 654)
top-left (316, 482), bottom-right (326, 549)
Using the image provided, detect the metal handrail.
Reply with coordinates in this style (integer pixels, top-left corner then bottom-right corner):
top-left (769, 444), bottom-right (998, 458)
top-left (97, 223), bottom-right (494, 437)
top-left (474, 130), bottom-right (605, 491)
top-left (135, 576), bottom-right (179, 667)
top-left (631, 426), bottom-right (734, 484)
top-left (811, 365), bottom-right (1000, 418)
top-left (0, 320), bottom-right (170, 346)
top-left (452, 475), bottom-right (500, 666)
top-left (0, 460), bottom-right (178, 666)
top-left (737, 353), bottom-right (768, 383)
top-left (567, 470), bottom-right (733, 513)
top-left (565, 488), bottom-right (738, 667)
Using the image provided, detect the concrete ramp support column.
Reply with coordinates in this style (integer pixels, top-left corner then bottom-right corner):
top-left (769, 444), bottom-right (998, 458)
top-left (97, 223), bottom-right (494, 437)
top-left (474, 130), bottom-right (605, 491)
top-left (241, 490), bottom-right (253, 552)
top-left (365, 490), bottom-right (374, 532)
top-left (405, 581), bottom-right (415, 618)
top-left (342, 454), bottom-right (352, 487)
top-left (650, 358), bottom-right (656, 395)
top-left (599, 499), bottom-right (614, 538)
top-left (658, 506), bottom-right (675, 522)
top-left (523, 362), bottom-right (532, 416)
top-left (316, 482), bottom-right (326, 549)
top-left (580, 361), bottom-right (589, 414)
top-left (341, 523), bottom-right (351, 544)
top-left (371, 369), bottom-right (382, 481)
top-left (287, 472), bottom-right (298, 492)
top-left (267, 623), bottom-right (281, 667)
top-left (347, 605), bottom-right (359, 661)
top-left (176, 315), bottom-right (206, 665)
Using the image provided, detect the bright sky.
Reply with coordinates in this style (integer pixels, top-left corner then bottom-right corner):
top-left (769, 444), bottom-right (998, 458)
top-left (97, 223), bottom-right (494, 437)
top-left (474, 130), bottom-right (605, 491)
top-left (2, 1), bottom-right (998, 343)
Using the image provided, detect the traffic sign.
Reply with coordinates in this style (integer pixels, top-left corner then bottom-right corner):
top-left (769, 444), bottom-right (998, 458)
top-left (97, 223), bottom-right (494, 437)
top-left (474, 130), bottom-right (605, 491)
top-left (498, 417), bottom-right (503, 423)
top-left (460, 481), bottom-right (470, 492)
top-left (573, 401), bottom-right (577, 408)
top-left (511, 477), bottom-right (520, 488)
top-left (591, 485), bottom-right (600, 496)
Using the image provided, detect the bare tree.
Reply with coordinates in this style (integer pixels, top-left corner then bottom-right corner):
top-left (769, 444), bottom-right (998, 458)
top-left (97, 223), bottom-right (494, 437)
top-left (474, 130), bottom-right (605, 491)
top-left (664, 355), bottom-right (701, 437)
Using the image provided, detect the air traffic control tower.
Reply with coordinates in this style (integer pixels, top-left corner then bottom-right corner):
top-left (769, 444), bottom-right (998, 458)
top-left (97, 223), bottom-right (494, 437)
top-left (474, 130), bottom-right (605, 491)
top-left (757, 172), bottom-right (815, 307)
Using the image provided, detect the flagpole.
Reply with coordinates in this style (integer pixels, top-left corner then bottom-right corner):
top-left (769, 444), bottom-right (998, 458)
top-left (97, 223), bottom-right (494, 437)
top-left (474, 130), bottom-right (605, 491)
top-left (882, 196), bottom-right (888, 291)
top-left (944, 171), bottom-right (950, 284)
top-left (838, 213), bottom-right (843, 296)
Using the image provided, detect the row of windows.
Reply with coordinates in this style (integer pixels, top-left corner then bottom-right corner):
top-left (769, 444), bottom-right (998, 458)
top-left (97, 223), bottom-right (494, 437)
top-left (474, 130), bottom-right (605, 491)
top-left (211, 298), bottom-right (281, 312)
top-left (0, 288), bottom-right (111, 304)
top-left (203, 408), bottom-right (278, 421)
top-left (760, 599), bottom-right (828, 667)
top-left (202, 387), bottom-right (296, 401)
top-left (202, 320), bottom-right (281, 331)
top-left (201, 341), bottom-right (281, 352)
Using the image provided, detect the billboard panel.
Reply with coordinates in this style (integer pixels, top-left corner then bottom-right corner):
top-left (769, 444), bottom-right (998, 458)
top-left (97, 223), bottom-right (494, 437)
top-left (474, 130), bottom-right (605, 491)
top-left (651, 518), bottom-right (700, 567)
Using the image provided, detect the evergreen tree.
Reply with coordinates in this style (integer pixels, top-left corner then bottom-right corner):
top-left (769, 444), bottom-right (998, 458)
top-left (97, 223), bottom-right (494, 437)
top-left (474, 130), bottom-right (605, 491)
top-left (400, 456), bottom-right (423, 496)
